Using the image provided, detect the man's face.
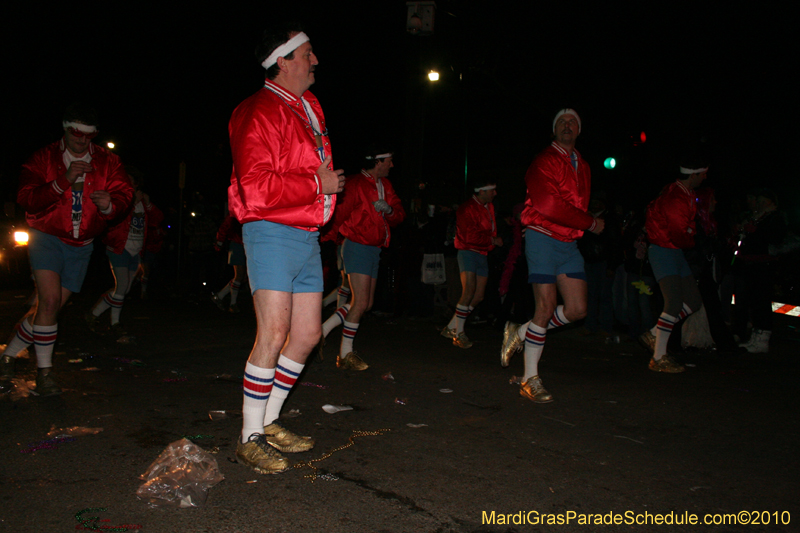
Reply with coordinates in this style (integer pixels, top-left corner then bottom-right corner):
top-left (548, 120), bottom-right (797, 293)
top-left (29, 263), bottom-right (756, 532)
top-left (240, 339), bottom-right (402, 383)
top-left (64, 122), bottom-right (92, 156)
top-left (554, 114), bottom-right (580, 146)
top-left (284, 40), bottom-right (318, 91)
top-left (689, 171), bottom-right (708, 188)
top-left (374, 156), bottom-right (393, 178)
top-left (477, 187), bottom-right (497, 204)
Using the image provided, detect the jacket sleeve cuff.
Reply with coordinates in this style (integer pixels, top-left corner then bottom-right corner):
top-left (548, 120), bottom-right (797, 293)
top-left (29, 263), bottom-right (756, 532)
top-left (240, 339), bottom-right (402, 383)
top-left (101, 204), bottom-right (114, 216)
top-left (53, 175), bottom-right (71, 195)
top-left (587, 218), bottom-right (597, 232)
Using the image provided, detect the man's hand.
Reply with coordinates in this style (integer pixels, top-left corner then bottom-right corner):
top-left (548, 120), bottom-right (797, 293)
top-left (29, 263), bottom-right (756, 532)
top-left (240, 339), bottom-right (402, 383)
top-left (492, 236), bottom-right (504, 247)
top-left (318, 155), bottom-right (345, 194)
top-left (589, 217), bottom-right (605, 235)
top-left (373, 199), bottom-right (392, 214)
top-left (89, 190), bottom-right (112, 212)
top-left (65, 161), bottom-right (93, 184)
top-left (141, 192), bottom-right (150, 206)
top-left (134, 190), bottom-right (144, 204)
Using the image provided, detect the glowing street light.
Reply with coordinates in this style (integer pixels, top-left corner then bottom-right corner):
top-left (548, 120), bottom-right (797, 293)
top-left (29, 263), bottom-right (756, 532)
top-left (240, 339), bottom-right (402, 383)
top-left (107, 142), bottom-right (116, 149)
top-left (428, 70), bottom-right (439, 82)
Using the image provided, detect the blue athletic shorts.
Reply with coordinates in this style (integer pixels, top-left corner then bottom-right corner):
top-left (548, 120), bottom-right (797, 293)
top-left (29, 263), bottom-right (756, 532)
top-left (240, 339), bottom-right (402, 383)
top-left (525, 229), bottom-right (586, 284)
top-left (228, 241), bottom-right (246, 266)
top-left (457, 249), bottom-right (489, 277)
top-left (107, 249), bottom-right (141, 271)
top-left (28, 228), bottom-right (93, 293)
top-left (243, 220), bottom-right (322, 294)
top-left (648, 244), bottom-right (692, 281)
top-left (342, 238), bottom-right (380, 278)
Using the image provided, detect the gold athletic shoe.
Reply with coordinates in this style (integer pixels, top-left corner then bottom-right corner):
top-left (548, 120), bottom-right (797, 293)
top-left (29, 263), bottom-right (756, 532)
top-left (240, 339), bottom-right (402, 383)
top-left (337, 351), bottom-right (369, 371)
top-left (440, 326), bottom-right (457, 339)
top-left (519, 375), bottom-right (553, 403)
top-left (235, 433), bottom-right (290, 474)
top-left (501, 321), bottom-right (524, 367)
top-left (638, 330), bottom-right (656, 353)
top-left (648, 355), bottom-right (685, 373)
top-left (452, 332), bottom-right (473, 349)
top-left (262, 422), bottom-right (314, 453)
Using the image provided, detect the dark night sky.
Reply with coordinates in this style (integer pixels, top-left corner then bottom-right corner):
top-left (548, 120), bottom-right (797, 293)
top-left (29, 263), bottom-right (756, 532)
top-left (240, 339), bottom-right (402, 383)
top-left (4, 2), bottom-right (797, 222)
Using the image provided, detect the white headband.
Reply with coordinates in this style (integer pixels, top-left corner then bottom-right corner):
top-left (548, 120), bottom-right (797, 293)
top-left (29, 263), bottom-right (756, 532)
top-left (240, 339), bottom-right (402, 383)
top-left (366, 153), bottom-right (393, 160)
top-left (261, 32), bottom-right (310, 70)
top-left (680, 166), bottom-right (708, 175)
top-left (553, 108), bottom-right (581, 133)
top-left (474, 184), bottom-right (496, 192)
top-left (62, 121), bottom-right (97, 133)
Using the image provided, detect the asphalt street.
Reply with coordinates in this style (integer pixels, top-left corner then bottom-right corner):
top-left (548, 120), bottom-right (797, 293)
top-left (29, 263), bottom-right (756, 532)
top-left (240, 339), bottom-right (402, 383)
top-left (1, 278), bottom-right (798, 533)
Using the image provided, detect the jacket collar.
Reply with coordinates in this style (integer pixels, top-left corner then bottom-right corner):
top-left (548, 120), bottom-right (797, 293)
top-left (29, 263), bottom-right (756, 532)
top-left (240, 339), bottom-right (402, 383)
top-left (264, 78), bottom-right (298, 102)
top-left (550, 141), bottom-right (580, 161)
top-left (675, 180), bottom-right (692, 196)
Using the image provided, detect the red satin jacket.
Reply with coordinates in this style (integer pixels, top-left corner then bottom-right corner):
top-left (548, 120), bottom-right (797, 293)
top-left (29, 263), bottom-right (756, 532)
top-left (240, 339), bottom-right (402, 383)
top-left (521, 142), bottom-right (594, 243)
top-left (335, 170), bottom-right (405, 248)
top-left (228, 79), bottom-right (335, 231)
top-left (645, 180), bottom-right (697, 249)
top-left (18, 139), bottom-right (133, 247)
top-left (455, 196), bottom-right (497, 255)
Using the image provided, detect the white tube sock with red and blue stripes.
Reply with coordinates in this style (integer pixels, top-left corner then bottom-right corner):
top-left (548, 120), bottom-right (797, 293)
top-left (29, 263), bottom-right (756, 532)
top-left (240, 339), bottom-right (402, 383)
top-left (522, 323), bottom-right (547, 381)
top-left (33, 323), bottom-right (58, 369)
top-left (340, 320), bottom-right (359, 356)
top-left (241, 362), bottom-right (274, 443)
top-left (547, 305), bottom-right (570, 330)
top-left (230, 280), bottom-right (242, 305)
top-left (653, 312), bottom-right (677, 360)
top-left (322, 304), bottom-right (350, 338)
top-left (263, 355), bottom-right (304, 426)
top-left (337, 286), bottom-right (351, 308)
top-left (2, 317), bottom-right (34, 358)
top-left (447, 304), bottom-right (471, 334)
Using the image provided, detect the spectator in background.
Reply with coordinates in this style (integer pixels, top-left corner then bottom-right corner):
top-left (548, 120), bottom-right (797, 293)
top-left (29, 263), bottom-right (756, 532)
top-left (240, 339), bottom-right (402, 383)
top-left (579, 197), bottom-right (619, 339)
top-left (621, 209), bottom-right (656, 340)
top-left (734, 189), bottom-right (787, 353)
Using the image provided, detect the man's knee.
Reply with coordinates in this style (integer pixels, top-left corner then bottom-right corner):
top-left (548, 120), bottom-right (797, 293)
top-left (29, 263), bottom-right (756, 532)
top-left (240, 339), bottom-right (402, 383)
top-left (567, 302), bottom-right (587, 321)
top-left (37, 294), bottom-right (61, 317)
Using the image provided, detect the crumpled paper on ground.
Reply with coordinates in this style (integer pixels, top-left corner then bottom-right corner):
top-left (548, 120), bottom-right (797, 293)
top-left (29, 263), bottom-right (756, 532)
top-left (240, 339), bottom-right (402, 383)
top-left (136, 438), bottom-right (224, 508)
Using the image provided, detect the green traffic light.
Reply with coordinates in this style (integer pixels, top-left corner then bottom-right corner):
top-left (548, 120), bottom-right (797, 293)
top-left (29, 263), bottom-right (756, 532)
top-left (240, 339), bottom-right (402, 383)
top-left (603, 157), bottom-right (616, 170)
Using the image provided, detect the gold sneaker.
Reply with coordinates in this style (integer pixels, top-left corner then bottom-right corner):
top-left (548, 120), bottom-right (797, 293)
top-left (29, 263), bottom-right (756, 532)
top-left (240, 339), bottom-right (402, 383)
top-left (262, 422), bottom-right (314, 453)
top-left (452, 332), bottom-right (473, 349)
top-left (648, 355), bottom-right (685, 373)
top-left (520, 375), bottom-right (553, 403)
top-left (440, 326), bottom-right (456, 339)
top-left (336, 351), bottom-right (369, 371)
top-left (235, 433), bottom-right (290, 474)
top-left (638, 330), bottom-right (656, 353)
top-left (501, 321), bottom-right (524, 367)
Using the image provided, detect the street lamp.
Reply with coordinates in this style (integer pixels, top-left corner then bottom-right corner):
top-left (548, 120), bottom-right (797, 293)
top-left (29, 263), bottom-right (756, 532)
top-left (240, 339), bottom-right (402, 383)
top-left (428, 70), bottom-right (439, 81)
top-left (107, 142), bottom-right (115, 149)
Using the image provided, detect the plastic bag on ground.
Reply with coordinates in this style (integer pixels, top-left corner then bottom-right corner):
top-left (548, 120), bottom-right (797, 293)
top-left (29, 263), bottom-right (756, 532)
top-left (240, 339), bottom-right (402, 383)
top-left (136, 438), bottom-right (224, 508)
